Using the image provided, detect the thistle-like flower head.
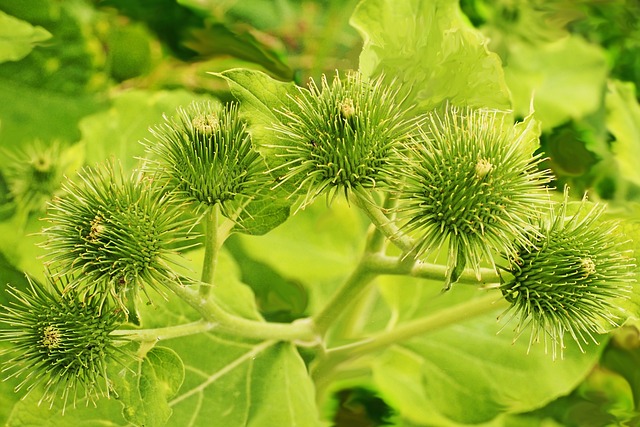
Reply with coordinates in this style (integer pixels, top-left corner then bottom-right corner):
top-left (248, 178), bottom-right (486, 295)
top-left (499, 192), bottom-right (635, 358)
top-left (393, 105), bottom-right (551, 287)
top-left (42, 163), bottom-right (193, 312)
top-left (3, 141), bottom-right (65, 214)
top-left (270, 71), bottom-right (415, 207)
top-left (146, 100), bottom-right (265, 212)
top-left (0, 275), bottom-right (125, 411)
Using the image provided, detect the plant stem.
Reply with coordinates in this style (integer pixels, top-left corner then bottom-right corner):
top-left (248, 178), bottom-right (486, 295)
top-left (111, 319), bottom-right (216, 342)
top-left (312, 257), bottom-right (377, 337)
top-left (363, 192), bottom-right (396, 253)
top-left (327, 291), bottom-right (508, 360)
top-left (354, 190), bottom-right (415, 254)
top-left (311, 291), bottom-right (509, 395)
top-left (200, 205), bottom-right (220, 298)
top-left (367, 253), bottom-right (501, 285)
top-left (164, 279), bottom-right (317, 343)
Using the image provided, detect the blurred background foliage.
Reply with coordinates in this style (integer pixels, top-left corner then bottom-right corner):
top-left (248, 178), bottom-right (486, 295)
top-left (0, 0), bottom-right (640, 426)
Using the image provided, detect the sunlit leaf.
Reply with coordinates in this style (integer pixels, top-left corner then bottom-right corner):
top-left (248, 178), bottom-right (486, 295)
top-left (605, 79), bottom-right (640, 187)
top-left (372, 288), bottom-right (605, 425)
top-left (505, 35), bottom-right (608, 129)
top-left (114, 347), bottom-right (185, 427)
top-left (350, 0), bottom-right (511, 112)
top-left (0, 11), bottom-right (51, 63)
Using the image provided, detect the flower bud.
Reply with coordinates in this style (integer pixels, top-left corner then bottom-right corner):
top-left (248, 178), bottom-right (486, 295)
top-left (499, 192), bottom-right (635, 358)
top-left (392, 105), bottom-right (551, 288)
top-left (146, 101), bottom-right (265, 212)
top-left (4, 141), bottom-right (64, 214)
top-left (0, 275), bottom-right (125, 411)
top-left (270, 71), bottom-right (416, 207)
top-left (42, 163), bottom-right (192, 314)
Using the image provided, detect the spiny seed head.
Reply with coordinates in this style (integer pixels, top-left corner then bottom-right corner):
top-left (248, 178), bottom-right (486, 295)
top-left (42, 162), bottom-right (193, 314)
top-left (269, 71), bottom-right (416, 208)
top-left (0, 275), bottom-right (126, 412)
top-left (146, 100), bottom-right (265, 212)
top-left (499, 191), bottom-right (636, 359)
top-left (3, 141), bottom-right (64, 214)
top-left (392, 105), bottom-right (552, 288)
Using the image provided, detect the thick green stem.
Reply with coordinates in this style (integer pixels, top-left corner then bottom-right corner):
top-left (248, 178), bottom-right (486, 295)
top-left (367, 253), bottom-right (501, 285)
top-left (111, 319), bottom-right (216, 342)
top-left (354, 191), bottom-right (415, 254)
top-left (200, 205), bottom-right (220, 297)
top-left (164, 279), bottom-right (317, 343)
top-left (312, 291), bottom-right (509, 392)
top-left (312, 257), bottom-right (378, 337)
top-left (363, 192), bottom-right (397, 253)
top-left (328, 292), bottom-right (508, 360)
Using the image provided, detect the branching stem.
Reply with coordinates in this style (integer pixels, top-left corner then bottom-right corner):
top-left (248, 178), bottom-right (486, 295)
top-left (354, 190), bottom-right (415, 254)
top-left (312, 257), bottom-right (377, 337)
top-left (164, 279), bottom-right (317, 343)
top-left (312, 291), bottom-right (509, 393)
top-left (111, 319), bottom-right (216, 342)
top-left (367, 253), bottom-right (501, 284)
top-left (327, 291), bottom-right (508, 360)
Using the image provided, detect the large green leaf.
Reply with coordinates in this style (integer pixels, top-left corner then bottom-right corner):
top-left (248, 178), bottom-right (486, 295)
top-left (167, 339), bottom-right (321, 426)
top-left (114, 347), bottom-right (185, 427)
top-left (225, 236), bottom-right (308, 322)
top-left (605, 79), bottom-right (640, 187)
top-left (0, 80), bottom-right (103, 156)
top-left (185, 23), bottom-right (293, 81)
top-left (4, 386), bottom-right (127, 427)
top-left (80, 89), bottom-right (215, 171)
top-left (504, 35), bottom-right (608, 130)
top-left (371, 287), bottom-right (605, 425)
top-left (234, 199), bottom-right (368, 312)
top-left (215, 68), bottom-right (298, 153)
top-left (0, 11), bottom-right (51, 63)
top-left (350, 0), bottom-right (511, 113)
top-left (231, 196), bottom-right (291, 236)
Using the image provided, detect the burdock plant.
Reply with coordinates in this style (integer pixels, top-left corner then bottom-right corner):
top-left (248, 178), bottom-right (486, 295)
top-left (146, 100), bottom-right (265, 213)
top-left (0, 275), bottom-right (125, 411)
top-left (269, 71), bottom-right (416, 207)
top-left (3, 141), bottom-right (66, 215)
top-left (42, 162), bottom-right (193, 316)
top-left (0, 71), bottom-right (635, 426)
top-left (499, 191), bottom-right (636, 358)
top-left (391, 105), bottom-right (551, 288)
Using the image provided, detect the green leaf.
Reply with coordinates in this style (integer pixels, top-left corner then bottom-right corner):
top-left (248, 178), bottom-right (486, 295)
top-left (350, 0), bottom-right (511, 112)
top-left (214, 68), bottom-right (298, 154)
top-left (80, 89), bottom-right (215, 171)
top-left (3, 385), bottom-right (127, 427)
top-left (185, 24), bottom-right (293, 80)
top-left (231, 196), bottom-right (291, 236)
top-left (225, 236), bottom-right (308, 322)
top-left (0, 81), bottom-right (103, 156)
top-left (0, 214), bottom-right (47, 281)
top-left (371, 288), bottom-right (605, 425)
top-left (512, 112), bottom-right (542, 157)
top-left (234, 199), bottom-right (368, 309)
top-left (505, 35), bottom-right (608, 129)
top-left (0, 251), bottom-right (30, 305)
top-left (605, 79), bottom-right (640, 187)
top-left (167, 339), bottom-right (322, 426)
top-left (114, 346), bottom-right (185, 427)
top-left (0, 11), bottom-right (51, 63)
